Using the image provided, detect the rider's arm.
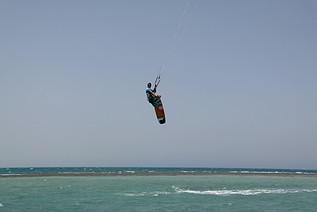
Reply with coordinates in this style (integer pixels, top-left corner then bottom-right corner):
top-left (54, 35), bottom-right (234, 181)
top-left (149, 90), bottom-right (156, 96)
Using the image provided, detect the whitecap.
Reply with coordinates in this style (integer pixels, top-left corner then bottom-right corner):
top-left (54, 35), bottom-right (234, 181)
top-left (151, 191), bottom-right (171, 196)
top-left (0, 203), bottom-right (4, 207)
top-left (122, 191), bottom-right (172, 197)
top-left (173, 187), bottom-right (317, 196)
top-left (123, 193), bottom-right (146, 197)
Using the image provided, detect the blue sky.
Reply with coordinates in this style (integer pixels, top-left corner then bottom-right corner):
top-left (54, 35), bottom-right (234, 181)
top-left (1, 0), bottom-right (317, 169)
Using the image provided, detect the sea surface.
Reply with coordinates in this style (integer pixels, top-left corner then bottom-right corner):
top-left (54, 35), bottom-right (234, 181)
top-left (1, 167), bottom-right (317, 211)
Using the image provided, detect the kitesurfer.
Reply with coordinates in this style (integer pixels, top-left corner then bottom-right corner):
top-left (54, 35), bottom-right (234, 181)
top-left (146, 82), bottom-right (161, 106)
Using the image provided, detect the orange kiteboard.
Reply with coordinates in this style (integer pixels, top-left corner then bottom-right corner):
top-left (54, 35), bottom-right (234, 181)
top-left (154, 98), bottom-right (166, 124)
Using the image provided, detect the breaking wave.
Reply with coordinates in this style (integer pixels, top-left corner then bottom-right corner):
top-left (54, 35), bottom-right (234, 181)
top-left (122, 187), bottom-right (317, 197)
top-left (122, 191), bottom-right (172, 197)
top-left (172, 186), bottom-right (317, 196)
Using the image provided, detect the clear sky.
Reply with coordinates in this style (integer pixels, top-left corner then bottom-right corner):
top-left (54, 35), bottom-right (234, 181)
top-left (1, 0), bottom-right (317, 169)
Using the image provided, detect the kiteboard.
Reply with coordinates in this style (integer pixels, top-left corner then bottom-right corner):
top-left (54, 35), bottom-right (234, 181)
top-left (154, 98), bottom-right (166, 124)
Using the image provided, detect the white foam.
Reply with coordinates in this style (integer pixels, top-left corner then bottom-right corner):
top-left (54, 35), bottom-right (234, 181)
top-left (0, 203), bottom-right (4, 207)
top-left (124, 193), bottom-right (146, 197)
top-left (122, 191), bottom-right (172, 197)
top-left (122, 187), bottom-right (317, 198)
top-left (172, 186), bottom-right (317, 196)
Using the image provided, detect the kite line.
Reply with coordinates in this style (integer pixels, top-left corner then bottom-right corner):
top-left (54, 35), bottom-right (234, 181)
top-left (155, 0), bottom-right (191, 87)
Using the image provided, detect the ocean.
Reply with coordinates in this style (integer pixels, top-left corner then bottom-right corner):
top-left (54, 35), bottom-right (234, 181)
top-left (1, 167), bottom-right (317, 211)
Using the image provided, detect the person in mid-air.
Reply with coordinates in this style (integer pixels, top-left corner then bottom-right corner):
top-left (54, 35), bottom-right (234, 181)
top-left (146, 82), bottom-right (161, 106)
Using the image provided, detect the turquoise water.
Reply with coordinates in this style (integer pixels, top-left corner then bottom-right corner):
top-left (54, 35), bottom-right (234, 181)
top-left (1, 168), bottom-right (317, 211)
top-left (1, 167), bottom-right (317, 175)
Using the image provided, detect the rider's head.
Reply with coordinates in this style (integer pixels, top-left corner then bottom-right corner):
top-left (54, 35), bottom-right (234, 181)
top-left (147, 83), bottom-right (151, 88)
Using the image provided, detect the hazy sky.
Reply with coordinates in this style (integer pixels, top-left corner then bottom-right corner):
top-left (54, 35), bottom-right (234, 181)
top-left (1, 0), bottom-right (317, 169)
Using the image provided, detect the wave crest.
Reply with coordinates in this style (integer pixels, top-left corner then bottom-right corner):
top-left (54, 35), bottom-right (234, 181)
top-left (172, 186), bottom-right (317, 196)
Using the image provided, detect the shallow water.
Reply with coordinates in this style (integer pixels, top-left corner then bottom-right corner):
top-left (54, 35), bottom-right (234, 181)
top-left (1, 172), bottom-right (317, 211)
